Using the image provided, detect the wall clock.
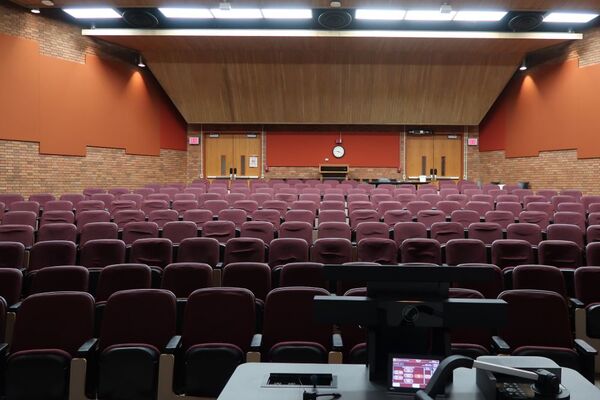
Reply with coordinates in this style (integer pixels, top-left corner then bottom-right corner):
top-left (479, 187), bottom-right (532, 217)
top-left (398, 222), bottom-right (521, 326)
top-left (333, 145), bottom-right (345, 158)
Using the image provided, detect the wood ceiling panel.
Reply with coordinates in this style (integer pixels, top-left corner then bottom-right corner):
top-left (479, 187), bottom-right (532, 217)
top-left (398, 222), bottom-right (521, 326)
top-left (13, 0), bottom-right (600, 10)
top-left (90, 33), bottom-right (573, 125)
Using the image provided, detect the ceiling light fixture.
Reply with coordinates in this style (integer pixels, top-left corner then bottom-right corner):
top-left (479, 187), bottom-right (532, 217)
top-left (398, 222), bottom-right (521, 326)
top-left (453, 11), bottom-right (508, 22)
top-left (41, 0), bottom-right (54, 5)
top-left (405, 9), bottom-right (457, 21)
top-left (543, 12), bottom-right (599, 23)
top-left (210, 8), bottom-right (263, 19)
top-left (63, 8), bottom-right (121, 19)
top-left (355, 9), bottom-right (406, 20)
top-left (159, 8), bottom-right (213, 19)
top-left (261, 9), bottom-right (312, 19)
top-left (519, 59), bottom-right (527, 71)
top-left (30, 8), bottom-right (40, 13)
top-left (137, 55), bottom-right (146, 68)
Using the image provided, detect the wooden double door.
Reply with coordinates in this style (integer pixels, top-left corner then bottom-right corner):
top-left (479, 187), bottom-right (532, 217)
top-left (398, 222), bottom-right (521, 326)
top-left (405, 134), bottom-right (463, 179)
top-left (205, 133), bottom-right (262, 178)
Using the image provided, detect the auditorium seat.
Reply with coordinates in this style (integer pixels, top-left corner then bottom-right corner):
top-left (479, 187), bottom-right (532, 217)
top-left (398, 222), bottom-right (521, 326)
top-left (240, 221), bottom-right (275, 245)
top-left (94, 289), bottom-right (177, 399)
top-left (496, 195), bottom-right (519, 203)
top-left (5, 291), bottom-right (94, 400)
top-left (141, 199), bottom-right (169, 217)
top-left (109, 200), bottom-right (137, 216)
top-left (201, 221), bottom-right (236, 244)
top-left (172, 200), bottom-right (198, 216)
top-left (161, 263), bottom-right (212, 298)
top-left (279, 262), bottom-right (328, 289)
top-left (317, 221), bottom-right (351, 240)
top-left (512, 265), bottom-right (567, 296)
top-left (558, 202), bottom-right (586, 215)
top-left (95, 264), bottom-right (152, 303)
top-left (318, 210), bottom-right (346, 224)
top-left (454, 264), bottom-right (503, 299)
top-left (261, 200), bottom-right (288, 217)
top-left (28, 193), bottom-right (55, 208)
top-left (400, 238), bottom-right (441, 264)
top-left (122, 221), bottom-right (159, 245)
top-left (471, 194), bottom-right (494, 206)
top-left (79, 222), bottom-right (117, 245)
top-left (392, 222), bottom-right (427, 247)
top-left (355, 221), bottom-right (390, 242)
top-left (357, 238), bottom-right (397, 264)
top-left (0, 225), bottom-right (33, 248)
top-left (583, 196), bottom-right (600, 212)
top-left (76, 210), bottom-right (111, 233)
top-left (222, 262), bottom-right (271, 306)
top-left (133, 188), bottom-right (155, 198)
top-left (322, 194), bottom-right (344, 203)
top-left (430, 222), bottom-right (464, 244)
top-left (279, 221), bottom-right (313, 245)
top-left (446, 194), bottom-right (468, 208)
top-left (268, 238), bottom-right (310, 270)
top-left (491, 239), bottom-right (534, 272)
top-left (349, 209), bottom-right (379, 230)
top-left (561, 190), bottom-right (583, 202)
top-left (162, 287), bottom-right (256, 398)
top-left (445, 239), bottom-right (487, 265)
top-left (0, 268), bottom-right (23, 305)
top-left (130, 238), bottom-right (173, 272)
top-left (382, 209), bottom-right (412, 227)
top-left (547, 224), bottom-right (585, 248)
top-left (395, 193), bottom-right (417, 208)
top-left (495, 202), bottom-right (522, 217)
top-left (468, 222), bottom-right (503, 245)
top-left (182, 209), bottom-right (214, 228)
top-left (506, 223), bottom-right (543, 246)
top-left (496, 289), bottom-right (596, 382)
top-left (10, 201), bottom-right (40, 215)
top-left (526, 202), bottom-right (554, 219)
top-left (552, 195), bottom-right (577, 211)
top-left (519, 210), bottom-right (550, 231)
top-left (75, 200), bottom-right (105, 216)
top-left (232, 200), bottom-right (259, 214)
top-left (465, 201), bottom-right (493, 217)
top-left (538, 240), bottom-right (582, 268)
top-left (29, 265), bottom-right (89, 294)
top-left (319, 202), bottom-right (345, 214)
top-left (537, 190), bottom-right (559, 202)
top-left (148, 209), bottom-right (179, 229)
top-left (406, 201), bottom-right (432, 216)
top-left (223, 238), bottom-right (266, 266)
top-left (512, 189), bottom-right (533, 202)
top-left (108, 188), bottom-right (131, 197)
top-left (485, 210), bottom-right (514, 229)
top-left (177, 238), bottom-right (220, 268)
top-left (261, 287), bottom-right (337, 363)
top-left (451, 209), bottom-right (480, 229)
top-left (162, 221), bottom-right (198, 245)
top-left (586, 242), bottom-right (600, 266)
top-left (60, 193), bottom-right (85, 207)
top-left (28, 240), bottom-right (77, 272)
top-left (587, 226), bottom-right (600, 243)
top-left (2, 211), bottom-right (37, 229)
top-left (311, 238), bottom-right (352, 264)
top-left (0, 241), bottom-right (25, 269)
top-left (553, 212), bottom-right (586, 232)
top-left (435, 201), bottom-right (462, 217)
top-left (347, 201), bottom-right (375, 215)
top-left (40, 210), bottom-right (75, 228)
top-left (416, 209), bottom-right (446, 229)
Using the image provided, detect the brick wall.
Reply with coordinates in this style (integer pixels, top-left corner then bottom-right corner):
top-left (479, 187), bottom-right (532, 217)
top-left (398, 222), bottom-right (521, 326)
top-left (0, 140), bottom-right (186, 197)
top-left (478, 150), bottom-right (600, 194)
top-left (0, 2), bottom-right (188, 196)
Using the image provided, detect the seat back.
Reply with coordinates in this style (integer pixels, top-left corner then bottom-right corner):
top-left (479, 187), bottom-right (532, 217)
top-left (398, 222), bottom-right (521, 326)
top-left (553, 212), bottom-right (586, 231)
top-left (450, 210), bottom-right (480, 229)
top-left (240, 221), bottom-right (275, 245)
top-left (162, 221), bottom-right (198, 245)
top-left (506, 223), bottom-right (543, 246)
top-left (37, 223), bottom-right (77, 243)
top-left (357, 238), bottom-right (397, 264)
top-left (202, 220), bottom-right (236, 244)
top-left (122, 221), bottom-right (159, 245)
top-left (279, 221), bottom-right (313, 246)
top-left (538, 240), bottom-right (582, 269)
top-left (393, 222), bottom-right (427, 246)
top-left (484, 211), bottom-right (514, 230)
top-left (28, 240), bottom-right (77, 272)
top-left (218, 208), bottom-right (248, 228)
top-left (279, 263), bottom-right (327, 289)
top-left (79, 222), bottom-right (118, 245)
top-left (430, 222), bottom-right (464, 244)
top-left (80, 239), bottom-right (127, 269)
top-left (491, 239), bottom-right (534, 270)
top-left (513, 265), bottom-right (567, 297)
top-left (96, 264), bottom-right (152, 302)
top-left (161, 263), bottom-right (212, 298)
top-left (3, 211), bottom-right (37, 228)
top-left (355, 222), bottom-right (389, 242)
top-left (177, 238), bottom-right (220, 267)
top-left (467, 222), bottom-right (502, 245)
top-left (130, 238), bottom-right (173, 269)
top-left (453, 263), bottom-right (503, 299)
top-left (311, 238), bottom-right (352, 264)
top-left (222, 262), bottom-right (271, 301)
top-left (400, 238), bottom-right (441, 264)
top-left (547, 224), bottom-right (584, 248)
top-left (30, 265), bottom-right (89, 294)
top-left (223, 238), bottom-right (265, 265)
top-left (268, 238), bottom-right (310, 269)
top-left (575, 267), bottom-right (600, 305)
top-left (445, 239), bottom-right (487, 265)
top-left (0, 268), bottom-right (23, 305)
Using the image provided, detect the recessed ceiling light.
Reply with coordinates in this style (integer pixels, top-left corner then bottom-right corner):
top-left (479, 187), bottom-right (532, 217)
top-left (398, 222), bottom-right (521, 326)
top-left (159, 8), bottom-right (213, 19)
top-left (261, 9), bottom-right (312, 19)
top-left (210, 8), bottom-right (263, 19)
top-left (543, 12), bottom-right (599, 23)
top-left (355, 9), bottom-right (406, 20)
top-left (30, 8), bottom-right (40, 14)
top-left (519, 59), bottom-right (527, 71)
top-left (453, 11), bottom-right (508, 22)
top-left (405, 9), bottom-right (457, 21)
top-left (63, 8), bottom-right (121, 19)
top-left (41, 0), bottom-right (54, 5)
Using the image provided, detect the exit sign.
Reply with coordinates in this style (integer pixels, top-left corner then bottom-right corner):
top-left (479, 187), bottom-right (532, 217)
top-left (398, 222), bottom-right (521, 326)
top-left (188, 137), bottom-right (200, 145)
top-left (467, 138), bottom-right (479, 146)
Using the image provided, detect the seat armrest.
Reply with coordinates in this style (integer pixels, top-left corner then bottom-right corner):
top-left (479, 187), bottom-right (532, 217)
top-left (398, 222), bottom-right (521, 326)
top-left (8, 302), bottom-right (21, 313)
top-left (164, 335), bottom-right (181, 354)
top-left (250, 334), bottom-right (262, 351)
top-left (569, 297), bottom-right (584, 308)
top-left (332, 333), bottom-right (343, 351)
top-left (0, 342), bottom-right (9, 360)
top-left (77, 338), bottom-right (98, 358)
top-left (216, 262), bottom-right (224, 269)
top-left (235, 228), bottom-right (241, 237)
top-left (574, 338), bottom-right (598, 356)
top-left (491, 336), bottom-right (511, 354)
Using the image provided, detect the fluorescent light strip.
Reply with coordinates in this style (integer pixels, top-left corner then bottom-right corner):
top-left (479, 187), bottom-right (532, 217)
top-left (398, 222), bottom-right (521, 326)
top-left (405, 10), bottom-right (457, 21)
top-left (63, 8), bottom-right (121, 19)
top-left (453, 11), bottom-right (507, 22)
top-left (543, 12), bottom-right (599, 23)
top-left (159, 8), bottom-right (213, 19)
top-left (83, 28), bottom-right (582, 41)
top-left (355, 9), bottom-right (406, 20)
top-left (261, 9), bottom-right (312, 19)
top-left (210, 8), bottom-right (263, 19)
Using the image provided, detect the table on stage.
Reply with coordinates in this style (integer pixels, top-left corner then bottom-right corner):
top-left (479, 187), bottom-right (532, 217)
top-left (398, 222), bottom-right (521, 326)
top-left (218, 356), bottom-right (600, 400)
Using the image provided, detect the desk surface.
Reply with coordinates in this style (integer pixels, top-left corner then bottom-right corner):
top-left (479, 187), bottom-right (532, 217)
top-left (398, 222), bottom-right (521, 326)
top-left (218, 357), bottom-right (600, 400)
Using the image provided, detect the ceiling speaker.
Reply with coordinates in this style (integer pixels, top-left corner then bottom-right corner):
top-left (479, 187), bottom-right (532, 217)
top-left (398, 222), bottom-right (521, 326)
top-left (123, 10), bottom-right (159, 28)
top-left (317, 9), bottom-right (353, 29)
top-left (508, 13), bottom-right (543, 31)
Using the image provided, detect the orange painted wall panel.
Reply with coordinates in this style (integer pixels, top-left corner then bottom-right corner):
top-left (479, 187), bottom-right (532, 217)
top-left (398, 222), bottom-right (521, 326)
top-left (0, 34), bottom-right (186, 156)
top-left (480, 58), bottom-right (600, 159)
top-left (266, 131), bottom-right (400, 167)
